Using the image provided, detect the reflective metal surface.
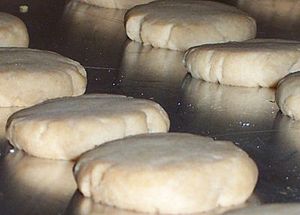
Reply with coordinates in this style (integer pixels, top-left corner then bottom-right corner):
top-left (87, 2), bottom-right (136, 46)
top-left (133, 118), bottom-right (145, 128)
top-left (1, 0), bottom-right (300, 214)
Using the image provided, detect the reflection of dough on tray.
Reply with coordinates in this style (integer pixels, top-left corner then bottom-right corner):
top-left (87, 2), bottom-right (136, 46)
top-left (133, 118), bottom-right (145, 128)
top-left (274, 114), bottom-right (300, 152)
top-left (125, 0), bottom-right (256, 51)
top-left (182, 77), bottom-right (278, 132)
top-left (64, 1), bottom-right (126, 30)
top-left (63, 1), bottom-right (127, 66)
top-left (0, 48), bottom-right (87, 107)
top-left (224, 203), bottom-right (300, 215)
top-left (76, 0), bottom-right (155, 9)
top-left (74, 133), bottom-right (258, 214)
top-left (276, 72), bottom-right (300, 120)
top-left (237, 0), bottom-right (300, 30)
top-left (184, 39), bottom-right (300, 87)
top-left (5, 151), bottom-right (76, 198)
top-left (120, 41), bottom-right (187, 86)
top-left (68, 192), bottom-right (260, 215)
top-left (6, 94), bottom-right (170, 160)
top-left (0, 12), bottom-right (29, 47)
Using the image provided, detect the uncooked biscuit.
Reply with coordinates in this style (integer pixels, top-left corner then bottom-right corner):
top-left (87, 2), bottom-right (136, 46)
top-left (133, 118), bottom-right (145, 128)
top-left (125, 0), bottom-right (256, 51)
top-left (74, 133), bottom-right (258, 214)
top-left (224, 204), bottom-right (300, 215)
top-left (6, 94), bottom-right (170, 160)
top-left (276, 72), bottom-right (300, 120)
top-left (75, 0), bottom-right (155, 9)
top-left (0, 48), bottom-right (86, 107)
top-left (0, 12), bottom-right (29, 47)
top-left (184, 39), bottom-right (300, 87)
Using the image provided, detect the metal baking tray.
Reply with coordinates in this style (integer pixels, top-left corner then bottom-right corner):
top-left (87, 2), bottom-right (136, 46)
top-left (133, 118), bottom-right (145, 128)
top-left (1, 0), bottom-right (300, 214)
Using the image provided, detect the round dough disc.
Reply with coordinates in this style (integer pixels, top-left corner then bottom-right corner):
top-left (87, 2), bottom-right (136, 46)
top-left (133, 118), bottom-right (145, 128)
top-left (125, 0), bottom-right (256, 51)
top-left (0, 48), bottom-right (87, 107)
top-left (276, 72), bottom-right (300, 120)
top-left (76, 0), bottom-right (155, 9)
top-left (184, 39), bottom-right (300, 87)
top-left (224, 204), bottom-right (300, 215)
top-left (74, 133), bottom-right (258, 214)
top-left (0, 12), bottom-right (29, 47)
top-left (6, 94), bottom-right (170, 160)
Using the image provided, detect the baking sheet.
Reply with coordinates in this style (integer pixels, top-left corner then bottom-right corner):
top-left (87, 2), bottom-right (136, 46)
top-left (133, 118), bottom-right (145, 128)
top-left (1, 0), bottom-right (300, 214)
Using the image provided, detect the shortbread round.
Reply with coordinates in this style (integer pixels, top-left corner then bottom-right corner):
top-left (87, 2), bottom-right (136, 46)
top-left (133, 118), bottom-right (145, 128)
top-left (224, 204), bottom-right (300, 215)
top-left (184, 39), bottom-right (300, 87)
top-left (125, 0), bottom-right (256, 51)
top-left (76, 0), bottom-right (155, 9)
top-left (276, 72), bottom-right (300, 120)
top-left (0, 48), bottom-right (86, 107)
top-left (74, 133), bottom-right (258, 214)
top-left (0, 12), bottom-right (29, 47)
top-left (6, 94), bottom-right (170, 160)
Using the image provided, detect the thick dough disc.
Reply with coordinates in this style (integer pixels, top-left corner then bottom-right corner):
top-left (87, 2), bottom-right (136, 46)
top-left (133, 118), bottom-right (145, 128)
top-left (0, 48), bottom-right (86, 107)
top-left (0, 12), bottom-right (29, 47)
top-left (74, 133), bottom-right (258, 214)
top-left (276, 72), bottom-right (300, 120)
top-left (125, 0), bottom-right (256, 51)
top-left (184, 39), bottom-right (300, 87)
top-left (75, 0), bottom-right (155, 9)
top-left (6, 94), bottom-right (170, 160)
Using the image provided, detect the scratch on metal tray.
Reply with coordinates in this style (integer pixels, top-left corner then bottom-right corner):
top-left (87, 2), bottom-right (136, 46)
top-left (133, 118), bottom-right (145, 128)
top-left (84, 66), bottom-right (118, 70)
top-left (214, 129), bottom-right (277, 138)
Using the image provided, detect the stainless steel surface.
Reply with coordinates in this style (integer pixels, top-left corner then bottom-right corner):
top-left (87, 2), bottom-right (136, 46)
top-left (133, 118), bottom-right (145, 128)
top-left (1, 0), bottom-right (300, 214)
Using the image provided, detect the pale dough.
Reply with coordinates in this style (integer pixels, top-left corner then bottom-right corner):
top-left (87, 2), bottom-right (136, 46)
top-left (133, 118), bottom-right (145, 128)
top-left (0, 48), bottom-right (87, 107)
top-left (184, 39), bottom-right (300, 87)
top-left (276, 72), bottom-right (300, 120)
top-left (74, 133), bottom-right (258, 214)
top-left (6, 94), bottom-right (170, 160)
top-left (0, 12), bottom-right (29, 47)
top-left (75, 0), bottom-right (155, 9)
top-left (224, 204), bottom-right (300, 215)
top-left (125, 0), bottom-right (256, 51)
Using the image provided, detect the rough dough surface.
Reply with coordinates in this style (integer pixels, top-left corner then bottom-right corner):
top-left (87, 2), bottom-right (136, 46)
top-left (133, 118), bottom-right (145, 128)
top-left (75, 0), bottom-right (155, 9)
top-left (0, 48), bottom-right (86, 107)
top-left (276, 72), bottom-right (300, 120)
top-left (6, 94), bottom-right (170, 160)
top-left (125, 0), bottom-right (256, 51)
top-left (184, 39), bottom-right (300, 87)
top-left (224, 204), bottom-right (300, 215)
top-left (74, 133), bottom-right (258, 214)
top-left (0, 12), bottom-right (29, 47)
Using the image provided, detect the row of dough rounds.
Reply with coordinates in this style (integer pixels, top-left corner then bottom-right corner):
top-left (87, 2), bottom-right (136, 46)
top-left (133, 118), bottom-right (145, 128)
top-left (0, 1), bottom-right (297, 215)
top-left (120, 0), bottom-right (300, 120)
top-left (0, 15), bottom-right (258, 214)
top-left (73, 0), bottom-right (300, 120)
top-left (0, 0), bottom-right (297, 119)
top-left (0, 8), bottom-right (257, 212)
top-left (5, 93), bottom-right (258, 214)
